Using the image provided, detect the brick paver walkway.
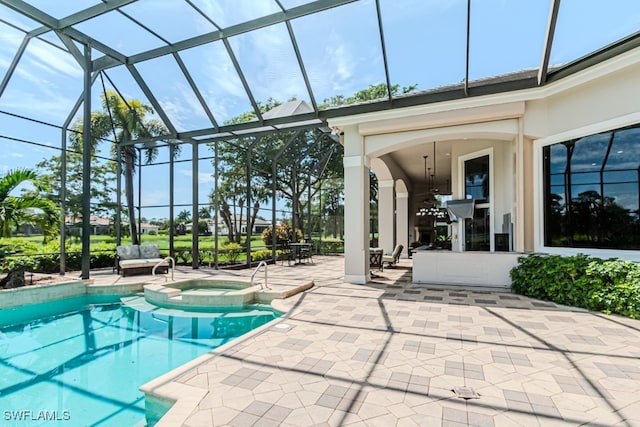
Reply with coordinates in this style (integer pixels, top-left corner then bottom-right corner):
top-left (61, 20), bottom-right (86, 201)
top-left (127, 256), bottom-right (640, 427)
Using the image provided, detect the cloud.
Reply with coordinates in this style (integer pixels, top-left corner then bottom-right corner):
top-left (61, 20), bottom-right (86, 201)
top-left (180, 168), bottom-right (214, 185)
top-left (229, 25), bottom-right (309, 103)
top-left (0, 89), bottom-right (76, 123)
top-left (140, 190), bottom-right (168, 207)
top-left (0, 29), bottom-right (23, 59)
top-left (202, 44), bottom-right (246, 98)
top-left (159, 98), bottom-right (190, 132)
top-left (26, 39), bottom-right (83, 79)
top-left (324, 35), bottom-right (354, 93)
top-left (199, 172), bottom-right (212, 186)
top-left (194, 0), bottom-right (278, 28)
top-left (189, 42), bottom-right (249, 120)
top-left (0, 38), bottom-right (81, 123)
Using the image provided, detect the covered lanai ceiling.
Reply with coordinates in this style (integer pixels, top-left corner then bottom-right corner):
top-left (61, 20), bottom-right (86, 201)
top-left (0, 0), bottom-right (638, 145)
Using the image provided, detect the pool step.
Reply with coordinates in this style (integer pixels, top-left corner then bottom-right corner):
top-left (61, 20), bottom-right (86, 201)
top-left (144, 284), bottom-right (180, 302)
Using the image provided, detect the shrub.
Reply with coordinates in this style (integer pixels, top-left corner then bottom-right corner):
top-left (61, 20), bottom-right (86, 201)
top-left (0, 249), bottom-right (116, 274)
top-left (0, 238), bottom-right (40, 256)
top-left (510, 254), bottom-right (640, 319)
top-left (260, 222), bottom-right (302, 247)
top-left (221, 242), bottom-right (243, 264)
top-left (510, 253), bottom-right (593, 307)
top-left (586, 259), bottom-right (640, 318)
top-left (318, 239), bottom-right (344, 254)
top-left (174, 247), bottom-right (192, 264)
top-left (252, 249), bottom-right (272, 261)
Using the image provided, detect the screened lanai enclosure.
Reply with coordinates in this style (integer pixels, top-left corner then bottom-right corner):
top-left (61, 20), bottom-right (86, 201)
top-left (0, 0), bottom-right (638, 279)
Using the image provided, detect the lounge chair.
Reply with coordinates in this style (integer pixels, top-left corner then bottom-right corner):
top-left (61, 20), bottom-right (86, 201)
top-left (382, 244), bottom-right (404, 269)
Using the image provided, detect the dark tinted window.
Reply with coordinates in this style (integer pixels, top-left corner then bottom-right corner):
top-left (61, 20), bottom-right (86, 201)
top-left (465, 155), bottom-right (490, 203)
top-left (543, 124), bottom-right (640, 249)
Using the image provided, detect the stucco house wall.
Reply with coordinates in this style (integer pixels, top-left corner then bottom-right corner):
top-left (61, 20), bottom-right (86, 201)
top-left (330, 47), bottom-right (640, 284)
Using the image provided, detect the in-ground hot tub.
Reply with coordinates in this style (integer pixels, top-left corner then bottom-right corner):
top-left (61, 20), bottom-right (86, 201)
top-left (144, 278), bottom-right (266, 309)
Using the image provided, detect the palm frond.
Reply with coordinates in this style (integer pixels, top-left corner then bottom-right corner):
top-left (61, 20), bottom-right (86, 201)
top-left (0, 169), bottom-right (37, 201)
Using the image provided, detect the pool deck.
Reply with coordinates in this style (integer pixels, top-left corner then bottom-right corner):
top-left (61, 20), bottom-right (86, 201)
top-left (93, 256), bottom-right (640, 426)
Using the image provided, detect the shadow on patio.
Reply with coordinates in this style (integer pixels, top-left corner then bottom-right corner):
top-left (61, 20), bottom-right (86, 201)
top-left (136, 256), bottom-right (640, 426)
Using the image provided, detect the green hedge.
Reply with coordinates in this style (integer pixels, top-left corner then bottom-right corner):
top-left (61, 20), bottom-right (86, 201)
top-left (1, 251), bottom-right (116, 274)
top-left (510, 254), bottom-right (640, 319)
top-left (252, 249), bottom-right (272, 261)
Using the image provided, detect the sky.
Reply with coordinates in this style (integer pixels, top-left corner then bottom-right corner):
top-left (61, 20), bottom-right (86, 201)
top-left (0, 0), bottom-right (638, 220)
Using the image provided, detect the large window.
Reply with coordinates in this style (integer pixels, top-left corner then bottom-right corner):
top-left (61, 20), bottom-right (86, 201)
top-left (543, 124), bottom-right (640, 249)
top-left (465, 155), bottom-right (490, 203)
top-left (464, 155), bottom-right (491, 251)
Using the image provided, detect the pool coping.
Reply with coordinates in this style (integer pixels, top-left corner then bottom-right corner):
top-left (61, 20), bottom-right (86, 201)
top-left (0, 272), bottom-right (314, 426)
top-left (138, 285), bottom-right (310, 427)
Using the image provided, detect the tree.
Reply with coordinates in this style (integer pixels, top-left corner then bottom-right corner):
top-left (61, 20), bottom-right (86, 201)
top-left (0, 169), bottom-right (59, 241)
top-left (176, 210), bottom-right (191, 223)
top-left (210, 130), bottom-right (341, 243)
top-left (320, 83), bottom-right (418, 108)
top-left (208, 97), bottom-right (342, 243)
top-left (209, 162), bottom-right (269, 244)
top-left (322, 178), bottom-right (344, 238)
top-left (69, 90), bottom-right (176, 245)
top-left (199, 206), bottom-right (211, 219)
top-left (36, 151), bottom-right (116, 221)
top-left (208, 83), bottom-right (415, 243)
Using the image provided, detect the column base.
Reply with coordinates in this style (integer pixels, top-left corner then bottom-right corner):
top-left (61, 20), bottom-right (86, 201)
top-left (344, 274), bottom-right (370, 285)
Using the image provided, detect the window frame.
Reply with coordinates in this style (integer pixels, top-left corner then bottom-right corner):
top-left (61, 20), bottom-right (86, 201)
top-left (534, 114), bottom-right (640, 261)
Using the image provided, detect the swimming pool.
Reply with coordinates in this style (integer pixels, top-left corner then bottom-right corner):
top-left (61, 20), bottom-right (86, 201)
top-left (0, 294), bottom-right (280, 426)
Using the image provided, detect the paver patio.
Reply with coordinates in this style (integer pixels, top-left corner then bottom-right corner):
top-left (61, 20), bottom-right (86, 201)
top-left (94, 256), bottom-right (640, 426)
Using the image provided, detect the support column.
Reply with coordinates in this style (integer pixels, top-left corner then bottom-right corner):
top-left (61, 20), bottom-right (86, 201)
top-left (191, 142), bottom-right (199, 269)
top-left (377, 179), bottom-right (395, 254)
top-left (396, 192), bottom-right (409, 258)
top-left (515, 118), bottom-right (525, 252)
top-left (343, 126), bottom-right (370, 284)
top-left (81, 44), bottom-right (92, 280)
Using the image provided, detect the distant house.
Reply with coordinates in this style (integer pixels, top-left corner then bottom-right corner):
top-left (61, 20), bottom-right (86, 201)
top-left (65, 215), bottom-right (111, 236)
top-left (139, 223), bottom-right (159, 235)
top-left (188, 215), bottom-right (271, 236)
top-left (231, 215), bottom-right (271, 235)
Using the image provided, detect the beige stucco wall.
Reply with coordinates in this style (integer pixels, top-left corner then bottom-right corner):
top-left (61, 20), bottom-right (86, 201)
top-left (332, 47), bottom-right (640, 282)
top-left (525, 61), bottom-right (640, 140)
top-left (525, 50), bottom-right (640, 259)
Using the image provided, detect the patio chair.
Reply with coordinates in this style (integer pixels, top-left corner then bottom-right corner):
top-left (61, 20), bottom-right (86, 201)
top-left (300, 238), bottom-right (314, 263)
top-left (279, 239), bottom-right (293, 266)
top-left (382, 244), bottom-right (404, 269)
top-left (369, 248), bottom-right (383, 271)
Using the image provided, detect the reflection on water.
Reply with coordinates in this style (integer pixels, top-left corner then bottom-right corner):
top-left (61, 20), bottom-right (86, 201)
top-left (0, 296), bottom-right (279, 426)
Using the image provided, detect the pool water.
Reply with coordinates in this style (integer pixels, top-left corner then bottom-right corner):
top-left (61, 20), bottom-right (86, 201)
top-left (0, 295), bottom-right (279, 426)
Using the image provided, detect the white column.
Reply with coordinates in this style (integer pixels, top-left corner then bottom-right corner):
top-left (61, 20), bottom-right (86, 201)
top-left (377, 179), bottom-right (395, 254)
top-left (515, 118), bottom-right (525, 252)
top-left (343, 127), bottom-right (371, 284)
top-left (396, 192), bottom-right (409, 258)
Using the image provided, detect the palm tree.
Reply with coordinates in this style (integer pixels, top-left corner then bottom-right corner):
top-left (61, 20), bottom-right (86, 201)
top-left (0, 169), bottom-right (59, 240)
top-left (70, 90), bottom-right (175, 245)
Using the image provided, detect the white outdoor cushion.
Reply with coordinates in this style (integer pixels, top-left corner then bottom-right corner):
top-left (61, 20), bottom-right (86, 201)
top-left (139, 244), bottom-right (160, 258)
top-left (119, 258), bottom-right (163, 269)
top-left (116, 245), bottom-right (140, 260)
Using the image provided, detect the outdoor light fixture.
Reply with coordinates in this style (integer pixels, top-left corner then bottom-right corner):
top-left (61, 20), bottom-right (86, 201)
top-left (416, 206), bottom-right (447, 218)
